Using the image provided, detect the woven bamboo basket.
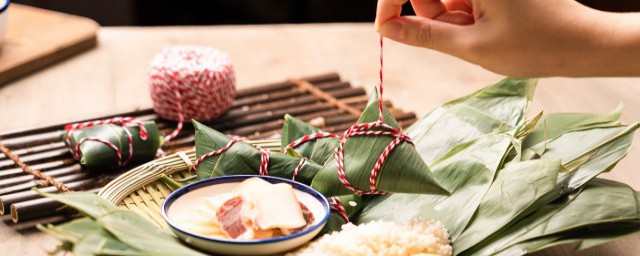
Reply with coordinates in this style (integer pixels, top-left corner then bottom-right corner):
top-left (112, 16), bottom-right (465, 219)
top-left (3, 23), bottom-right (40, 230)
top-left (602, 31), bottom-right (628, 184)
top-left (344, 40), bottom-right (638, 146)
top-left (97, 140), bottom-right (281, 228)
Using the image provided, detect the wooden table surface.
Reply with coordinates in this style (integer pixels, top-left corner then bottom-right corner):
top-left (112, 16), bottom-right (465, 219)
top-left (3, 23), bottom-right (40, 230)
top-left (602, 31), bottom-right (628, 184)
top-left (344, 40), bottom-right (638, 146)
top-left (0, 23), bottom-right (638, 255)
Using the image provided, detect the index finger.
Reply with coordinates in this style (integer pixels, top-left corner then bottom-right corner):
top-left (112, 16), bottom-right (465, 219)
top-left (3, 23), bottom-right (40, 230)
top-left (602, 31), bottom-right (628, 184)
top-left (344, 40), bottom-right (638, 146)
top-left (375, 0), bottom-right (409, 31)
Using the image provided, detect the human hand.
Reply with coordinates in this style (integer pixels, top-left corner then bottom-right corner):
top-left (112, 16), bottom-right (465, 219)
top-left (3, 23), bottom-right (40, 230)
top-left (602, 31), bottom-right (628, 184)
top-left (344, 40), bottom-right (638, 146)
top-left (376, 0), bottom-right (640, 77)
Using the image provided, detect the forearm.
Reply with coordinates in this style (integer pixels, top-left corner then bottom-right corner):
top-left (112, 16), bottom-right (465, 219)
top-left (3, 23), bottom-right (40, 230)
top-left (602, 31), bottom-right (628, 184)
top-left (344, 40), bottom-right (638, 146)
top-left (555, 5), bottom-right (640, 77)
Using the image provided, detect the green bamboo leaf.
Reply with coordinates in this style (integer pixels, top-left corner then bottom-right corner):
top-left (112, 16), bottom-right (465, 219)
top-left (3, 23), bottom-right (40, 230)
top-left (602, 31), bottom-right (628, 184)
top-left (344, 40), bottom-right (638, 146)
top-left (195, 120), bottom-right (323, 184)
top-left (524, 123), bottom-right (640, 190)
top-left (39, 192), bottom-right (205, 256)
top-left (35, 190), bottom-right (120, 219)
top-left (193, 120), bottom-right (246, 180)
top-left (281, 115), bottom-right (366, 234)
top-left (61, 121), bottom-right (163, 169)
top-left (453, 159), bottom-right (562, 254)
top-left (311, 89), bottom-right (448, 197)
top-left (73, 231), bottom-right (143, 256)
top-left (38, 218), bottom-right (104, 244)
top-left (98, 210), bottom-right (206, 256)
top-left (471, 179), bottom-right (640, 255)
top-left (281, 114), bottom-right (339, 165)
top-left (357, 133), bottom-right (512, 240)
top-left (494, 221), bottom-right (640, 256)
top-left (522, 103), bottom-right (623, 149)
top-left (408, 78), bottom-right (536, 164)
top-left (458, 124), bottom-right (640, 254)
top-left (210, 149), bottom-right (323, 185)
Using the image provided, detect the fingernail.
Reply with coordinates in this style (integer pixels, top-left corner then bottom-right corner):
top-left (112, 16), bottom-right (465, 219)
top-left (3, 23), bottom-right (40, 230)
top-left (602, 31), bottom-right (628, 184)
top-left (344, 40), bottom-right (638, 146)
top-left (379, 20), bottom-right (404, 40)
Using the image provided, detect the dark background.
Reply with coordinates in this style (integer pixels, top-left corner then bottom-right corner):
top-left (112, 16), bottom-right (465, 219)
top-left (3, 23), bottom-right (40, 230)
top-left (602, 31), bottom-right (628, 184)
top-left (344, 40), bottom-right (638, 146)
top-left (12, 0), bottom-right (640, 26)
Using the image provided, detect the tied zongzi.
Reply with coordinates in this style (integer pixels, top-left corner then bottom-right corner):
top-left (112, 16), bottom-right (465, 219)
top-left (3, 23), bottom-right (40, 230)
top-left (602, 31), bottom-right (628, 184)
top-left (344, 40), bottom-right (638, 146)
top-left (307, 89), bottom-right (449, 197)
top-left (62, 117), bottom-right (163, 169)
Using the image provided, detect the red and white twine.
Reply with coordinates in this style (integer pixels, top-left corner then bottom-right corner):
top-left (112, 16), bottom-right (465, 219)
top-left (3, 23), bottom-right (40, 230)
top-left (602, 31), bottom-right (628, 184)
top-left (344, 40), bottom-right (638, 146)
top-left (64, 117), bottom-right (149, 167)
top-left (283, 35), bottom-right (412, 195)
top-left (149, 45), bottom-right (236, 142)
top-left (329, 197), bottom-right (350, 222)
top-left (65, 46), bottom-right (236, 167)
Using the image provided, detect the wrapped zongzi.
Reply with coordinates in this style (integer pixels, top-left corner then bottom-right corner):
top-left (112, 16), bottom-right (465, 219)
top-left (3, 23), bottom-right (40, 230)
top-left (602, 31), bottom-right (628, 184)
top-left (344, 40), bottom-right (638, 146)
top-left (62, 118), bottom-right (163, 169)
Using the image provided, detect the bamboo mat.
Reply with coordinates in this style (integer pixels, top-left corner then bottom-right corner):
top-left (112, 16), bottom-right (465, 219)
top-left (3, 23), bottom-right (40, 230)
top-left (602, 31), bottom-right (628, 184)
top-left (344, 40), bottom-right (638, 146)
top-left (0, 72), bottom-right (417, 230)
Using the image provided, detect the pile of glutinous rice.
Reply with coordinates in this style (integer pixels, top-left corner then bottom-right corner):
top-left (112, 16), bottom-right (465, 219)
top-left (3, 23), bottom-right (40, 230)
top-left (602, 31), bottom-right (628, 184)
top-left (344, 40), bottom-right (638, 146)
top-left (288, 220), bottom-right (452, 256)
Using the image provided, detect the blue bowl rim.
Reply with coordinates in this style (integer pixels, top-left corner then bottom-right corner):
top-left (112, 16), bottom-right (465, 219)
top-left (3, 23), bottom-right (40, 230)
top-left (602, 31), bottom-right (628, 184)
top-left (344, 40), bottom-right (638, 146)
top-left (162, 175), bottom-right (331, 245)
top-left (0, 1), bottom-right (8, 13)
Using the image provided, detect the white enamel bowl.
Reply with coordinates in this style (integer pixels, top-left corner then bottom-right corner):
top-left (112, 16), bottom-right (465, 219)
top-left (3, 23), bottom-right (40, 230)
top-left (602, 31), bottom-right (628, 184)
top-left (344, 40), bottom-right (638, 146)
top-left (162, 175), bottom-right (330, 255)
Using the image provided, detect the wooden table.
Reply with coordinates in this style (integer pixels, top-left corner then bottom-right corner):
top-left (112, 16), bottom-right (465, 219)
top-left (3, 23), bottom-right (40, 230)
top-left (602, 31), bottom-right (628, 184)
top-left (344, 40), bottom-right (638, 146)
top-left (0, 24), bottom-right (638, 255)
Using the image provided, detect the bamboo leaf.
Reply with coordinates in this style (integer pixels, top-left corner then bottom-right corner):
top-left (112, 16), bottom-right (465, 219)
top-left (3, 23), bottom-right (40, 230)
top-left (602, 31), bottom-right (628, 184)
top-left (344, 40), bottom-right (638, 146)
top-left (210, 149), bottom-right (323, 185)
top-left (39, 192), bottom-right (205, 256)
top-left (357, 133), bottom-right (512, 240)
top-left (73, 231), bottom-right (143, 256)
top-left (522, 103), bottom-right (623, 149)
top-left (471, 179), bottom-right (640, 255)
top-left (35, 190), bottom-right (120, 219)
top-left (453, 159), bottom-right (562, 254)
top-left (195, 120), bottom-right (323, 184)
top-left (281, 114), bottom-right (339, 165)
top-left (408, 78), bottom-right (536, 164)
top-left (311, 89), bottom-right (448, 197)
top-left (62, 121), bottom-right (163, 169)
top-left (459, 123), bottom-right (640, 254)
top-left (494, 221), bottom-right (640, 256)
top-left (98, 210), bottom-right (205, 256)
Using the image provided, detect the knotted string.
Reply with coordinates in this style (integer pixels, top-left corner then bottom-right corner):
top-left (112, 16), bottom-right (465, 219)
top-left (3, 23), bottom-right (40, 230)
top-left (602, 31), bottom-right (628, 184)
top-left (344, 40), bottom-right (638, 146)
top-left (283, 35), bottom-right (414, 195)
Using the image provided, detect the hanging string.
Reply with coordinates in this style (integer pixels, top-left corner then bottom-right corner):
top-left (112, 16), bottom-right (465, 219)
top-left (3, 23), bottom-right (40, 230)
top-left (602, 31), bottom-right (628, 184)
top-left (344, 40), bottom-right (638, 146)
top-left (378, 34), bottom-right (385, 122)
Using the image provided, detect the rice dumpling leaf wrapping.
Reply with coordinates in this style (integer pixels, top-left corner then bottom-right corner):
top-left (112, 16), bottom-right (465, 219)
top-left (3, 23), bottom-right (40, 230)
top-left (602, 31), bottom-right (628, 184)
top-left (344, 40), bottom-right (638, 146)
top-left (453, 159), bottom-right (562, 254)
top-left (311, 89), bottom-right (448, 197)
top-left (408, 78), bottom-right (536, 164)
top-left (194, 120), bottom-right (323, 184)
top-left (211, 150), bottom-right (323, 185)
top-left (62, 121), bottom-right (162, 169)
top-left (281, 114), bottom-right (338, 165)
top-left (281, 115), bottom-right (366, 234)
top-left (473, 179), bottom-right (640, 256)
top-left (358, 133), bottom-right (512, 241)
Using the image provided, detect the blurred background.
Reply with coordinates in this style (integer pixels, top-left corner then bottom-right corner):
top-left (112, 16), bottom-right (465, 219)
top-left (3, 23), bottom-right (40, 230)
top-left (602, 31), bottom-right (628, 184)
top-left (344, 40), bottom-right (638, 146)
top-left (12, 0), bottom-right (640, 26)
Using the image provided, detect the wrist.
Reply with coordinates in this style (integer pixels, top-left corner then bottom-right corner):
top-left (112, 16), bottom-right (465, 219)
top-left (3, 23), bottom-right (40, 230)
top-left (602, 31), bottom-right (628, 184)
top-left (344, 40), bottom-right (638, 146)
top-left (567, 6), bottom-right (640, 77)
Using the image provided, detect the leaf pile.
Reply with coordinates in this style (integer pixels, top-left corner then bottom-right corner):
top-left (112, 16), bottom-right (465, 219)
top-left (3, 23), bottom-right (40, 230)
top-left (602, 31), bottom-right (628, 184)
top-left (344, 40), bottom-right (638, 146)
top-left (36, 191), bottom-right (206, 256)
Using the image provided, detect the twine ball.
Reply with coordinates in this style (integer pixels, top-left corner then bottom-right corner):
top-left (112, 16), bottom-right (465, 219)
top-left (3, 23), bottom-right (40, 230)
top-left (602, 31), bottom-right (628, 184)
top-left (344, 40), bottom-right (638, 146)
top-left (148, 45), bottom-right (236, 122)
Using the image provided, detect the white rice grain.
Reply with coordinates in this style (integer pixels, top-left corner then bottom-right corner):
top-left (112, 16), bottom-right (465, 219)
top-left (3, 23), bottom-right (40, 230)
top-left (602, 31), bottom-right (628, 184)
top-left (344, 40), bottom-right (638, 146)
top-left (288, 220), bottom-right (452, 256)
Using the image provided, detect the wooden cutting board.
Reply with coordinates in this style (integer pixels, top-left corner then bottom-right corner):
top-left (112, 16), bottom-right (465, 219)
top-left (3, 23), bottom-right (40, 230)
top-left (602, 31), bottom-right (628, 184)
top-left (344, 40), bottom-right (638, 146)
top-left (0, 4), bottom-right (98, 85)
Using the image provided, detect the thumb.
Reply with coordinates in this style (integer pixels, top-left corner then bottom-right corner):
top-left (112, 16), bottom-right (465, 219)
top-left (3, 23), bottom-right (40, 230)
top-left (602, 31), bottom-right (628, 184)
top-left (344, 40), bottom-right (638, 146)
top-left (379, 16), bottom-right (468, 54)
